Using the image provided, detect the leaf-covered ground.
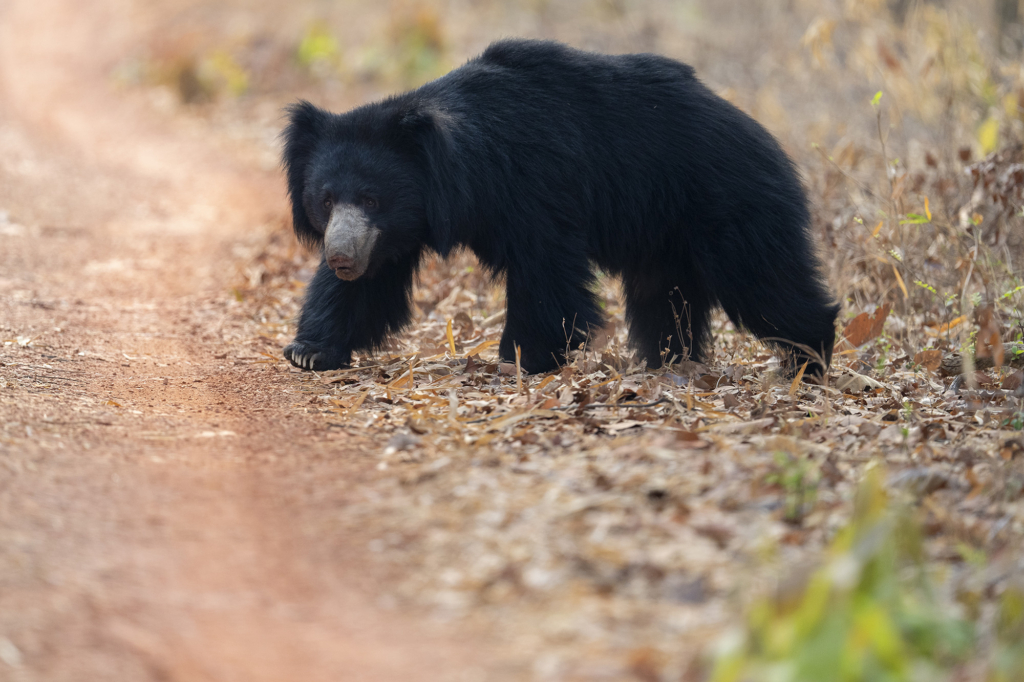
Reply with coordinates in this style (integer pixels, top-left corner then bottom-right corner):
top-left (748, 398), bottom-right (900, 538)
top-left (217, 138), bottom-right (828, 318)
top-left (220, 1), bottom-right (1024, 676)
top-left (235, 209), bottom-right (1023, 676)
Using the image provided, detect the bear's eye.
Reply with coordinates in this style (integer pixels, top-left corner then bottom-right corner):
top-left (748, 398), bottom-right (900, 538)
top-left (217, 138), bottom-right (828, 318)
top-left (323, 197), bottom-right (333, 211)
top-left (363, 197), bottom-right (378, 210)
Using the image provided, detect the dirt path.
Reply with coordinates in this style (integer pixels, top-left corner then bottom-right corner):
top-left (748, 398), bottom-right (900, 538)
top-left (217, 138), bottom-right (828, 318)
top-left (0, 1), bottom-right (503, 680)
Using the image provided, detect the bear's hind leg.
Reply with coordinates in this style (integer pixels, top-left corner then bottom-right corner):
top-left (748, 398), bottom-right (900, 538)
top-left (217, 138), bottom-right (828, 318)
top-left (708, 251), bottom-right (838, 378)
top-left (499, 260), bottom-right (603, 374)
top-left (623, 272), bottom-right (712, 369)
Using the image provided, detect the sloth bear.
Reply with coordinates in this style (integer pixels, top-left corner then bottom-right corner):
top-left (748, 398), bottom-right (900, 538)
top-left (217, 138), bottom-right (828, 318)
top-left (282, 39), bottom-right (839, 377)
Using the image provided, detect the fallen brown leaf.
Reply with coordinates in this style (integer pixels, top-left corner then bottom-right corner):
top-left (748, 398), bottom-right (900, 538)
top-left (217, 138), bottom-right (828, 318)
top-left (841, 302), bottom-right (891, 347)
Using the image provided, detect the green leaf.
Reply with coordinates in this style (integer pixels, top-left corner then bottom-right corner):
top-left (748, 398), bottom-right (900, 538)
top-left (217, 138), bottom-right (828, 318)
top-left (1000, 284), bottom-right (1024, 300)
top-left (899, 213), bottom-right (930, 225)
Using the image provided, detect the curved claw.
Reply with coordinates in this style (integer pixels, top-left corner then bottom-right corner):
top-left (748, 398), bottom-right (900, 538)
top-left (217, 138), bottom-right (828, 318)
top-left (284, 343), bottom-right (318, 371)
top-left (283, 343), bottom-right (347, 372)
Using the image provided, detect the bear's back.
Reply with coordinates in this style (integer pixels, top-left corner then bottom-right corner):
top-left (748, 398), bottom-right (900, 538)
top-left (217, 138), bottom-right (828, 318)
top-left (477, 38), bottom-right (696, 85)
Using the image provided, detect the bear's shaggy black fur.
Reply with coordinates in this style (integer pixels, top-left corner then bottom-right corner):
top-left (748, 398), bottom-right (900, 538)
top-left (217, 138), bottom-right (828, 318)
top-left (282, 39), bottom-right (839, 376)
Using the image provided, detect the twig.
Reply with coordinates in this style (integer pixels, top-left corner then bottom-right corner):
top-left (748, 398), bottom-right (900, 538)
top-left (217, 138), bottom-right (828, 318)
top-left (568, 397), bottom-right (670, 410)
top-left (461, 397), bottom-right (671, 425)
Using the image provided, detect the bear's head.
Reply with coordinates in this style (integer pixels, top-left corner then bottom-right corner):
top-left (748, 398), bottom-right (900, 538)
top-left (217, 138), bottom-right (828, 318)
top-left (282, 100), bottom-right (443, 280)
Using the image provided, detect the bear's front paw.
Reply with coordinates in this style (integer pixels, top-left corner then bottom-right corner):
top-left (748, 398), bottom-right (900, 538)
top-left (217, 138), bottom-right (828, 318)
top-left (283, 342), bottom-right (349, 371)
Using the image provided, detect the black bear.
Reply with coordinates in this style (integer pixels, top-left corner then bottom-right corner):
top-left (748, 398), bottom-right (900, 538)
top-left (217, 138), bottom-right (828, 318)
top-left (282, 39), bottom-right (839, 377)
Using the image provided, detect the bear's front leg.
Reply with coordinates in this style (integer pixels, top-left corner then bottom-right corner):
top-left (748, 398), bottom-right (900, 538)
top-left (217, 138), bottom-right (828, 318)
top-left (499, 262), bottom-right (603, 374)
top-left (285, 254), bottom-right (419, 371)
top-left (284, 260), bottom-right (356, 371)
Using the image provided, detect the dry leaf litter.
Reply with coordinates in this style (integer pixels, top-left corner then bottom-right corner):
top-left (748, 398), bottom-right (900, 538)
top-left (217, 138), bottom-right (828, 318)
top-left (230, 191), bottom-right (1024, 677)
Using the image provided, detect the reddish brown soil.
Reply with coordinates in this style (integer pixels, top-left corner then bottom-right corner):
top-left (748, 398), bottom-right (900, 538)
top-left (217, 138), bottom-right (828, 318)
top-left (0, 1), bottom-right (506, 679)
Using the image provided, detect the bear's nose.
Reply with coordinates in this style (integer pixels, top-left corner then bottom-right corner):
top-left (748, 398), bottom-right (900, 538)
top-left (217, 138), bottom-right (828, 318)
top-left (327, 254), bottom-right (355, 271)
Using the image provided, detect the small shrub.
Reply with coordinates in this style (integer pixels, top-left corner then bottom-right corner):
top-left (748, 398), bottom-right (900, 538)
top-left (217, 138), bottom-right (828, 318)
top-left (712, 468), bottom-right (974, 682)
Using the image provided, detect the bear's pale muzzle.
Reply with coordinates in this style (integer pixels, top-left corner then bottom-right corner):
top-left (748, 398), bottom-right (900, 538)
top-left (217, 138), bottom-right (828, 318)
top-left (324, 205), bottom-right (380, 280)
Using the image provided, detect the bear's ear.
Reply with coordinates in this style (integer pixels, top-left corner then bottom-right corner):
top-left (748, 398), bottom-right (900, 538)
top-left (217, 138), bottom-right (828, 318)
top-left (393, 101), bottom-right (455, 143)
top-left (397, 107), bottom-right (435, 135)
top-left (282, 101), bottom-right (328, 246)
